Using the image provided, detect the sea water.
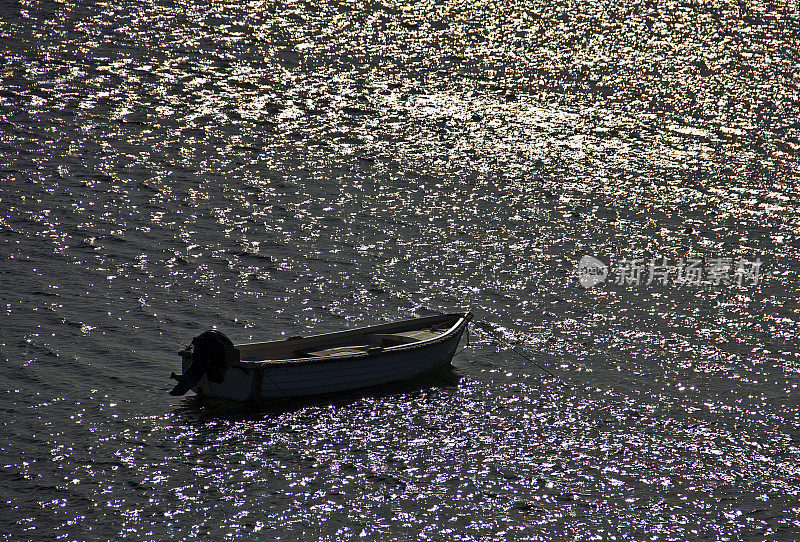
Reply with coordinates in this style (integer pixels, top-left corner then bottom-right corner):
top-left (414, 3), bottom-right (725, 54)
top-left (2, 0), bottom-right (799, 539)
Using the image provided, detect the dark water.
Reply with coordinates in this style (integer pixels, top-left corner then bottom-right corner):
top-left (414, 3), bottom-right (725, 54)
top-left (2, 0), bottom-right (800, 539)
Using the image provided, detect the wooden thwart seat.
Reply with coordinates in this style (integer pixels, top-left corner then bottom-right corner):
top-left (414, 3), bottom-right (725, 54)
top-left (370, 329), bottom-right (444, 346)
top-left (302, 345), bottom-right (373, 358)
top-left (302, 329), bottom-right (445, 357)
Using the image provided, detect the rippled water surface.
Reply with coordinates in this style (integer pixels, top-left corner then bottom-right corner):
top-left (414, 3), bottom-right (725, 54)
top-left (2, 0), bottom-right (800, 539)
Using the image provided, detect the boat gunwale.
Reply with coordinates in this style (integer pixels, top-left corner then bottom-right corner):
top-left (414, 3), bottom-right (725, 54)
top-left (232, 312), bottom-right (472, 368)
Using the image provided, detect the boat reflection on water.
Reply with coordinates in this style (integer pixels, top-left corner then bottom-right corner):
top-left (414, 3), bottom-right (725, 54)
top-left (171, 362), bottom-right (463, 421)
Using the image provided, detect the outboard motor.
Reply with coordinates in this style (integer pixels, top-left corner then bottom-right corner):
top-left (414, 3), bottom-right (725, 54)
top-left (170, 330), bottom-right (238, 396)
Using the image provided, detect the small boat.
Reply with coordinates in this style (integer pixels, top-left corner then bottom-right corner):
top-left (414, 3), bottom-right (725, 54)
top-left (170, 312), bottom-right (473, 401)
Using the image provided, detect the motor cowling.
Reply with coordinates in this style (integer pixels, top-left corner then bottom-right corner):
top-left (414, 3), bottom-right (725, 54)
top-left (169, 330), bottom-right (238, 396)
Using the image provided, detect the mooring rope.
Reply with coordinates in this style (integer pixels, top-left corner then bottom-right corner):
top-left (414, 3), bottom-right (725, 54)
top-left (458, 320), bottom-right (562, 380)
top-left (453, 322), bottom-right (471, 357)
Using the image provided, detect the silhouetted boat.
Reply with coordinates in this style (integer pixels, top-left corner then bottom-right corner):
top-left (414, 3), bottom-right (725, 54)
top-left (170, 312), bottom-right (473, 401)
